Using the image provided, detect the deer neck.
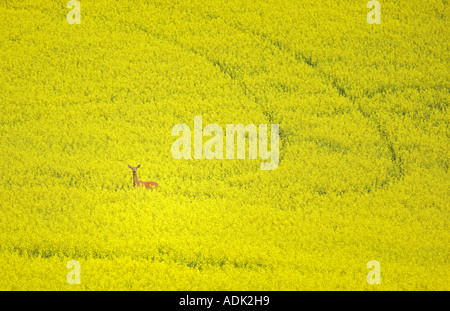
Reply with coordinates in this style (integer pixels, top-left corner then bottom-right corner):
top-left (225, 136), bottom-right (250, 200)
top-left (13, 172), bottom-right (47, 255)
top-left (133, 172), bottom-right (140, 186)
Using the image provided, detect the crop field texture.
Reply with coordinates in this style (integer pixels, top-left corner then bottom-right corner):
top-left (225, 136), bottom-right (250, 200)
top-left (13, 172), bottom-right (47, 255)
top-left (0, 0), bottom-right (448, 290)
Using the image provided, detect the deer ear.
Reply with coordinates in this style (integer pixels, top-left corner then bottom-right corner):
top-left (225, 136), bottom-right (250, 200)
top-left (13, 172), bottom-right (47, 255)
top-left (137, 164), bottom-right (141, 169)
top-left (128, 165), bottom-right (132, 169)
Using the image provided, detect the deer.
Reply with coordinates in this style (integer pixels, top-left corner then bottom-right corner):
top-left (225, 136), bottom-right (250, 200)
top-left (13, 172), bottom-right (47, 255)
top-left (128, 164), bottom-right (158, 190)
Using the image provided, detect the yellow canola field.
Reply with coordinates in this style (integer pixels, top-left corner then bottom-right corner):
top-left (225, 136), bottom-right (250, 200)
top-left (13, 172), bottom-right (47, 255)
top-left (0, 0), bottom-right (448, 290)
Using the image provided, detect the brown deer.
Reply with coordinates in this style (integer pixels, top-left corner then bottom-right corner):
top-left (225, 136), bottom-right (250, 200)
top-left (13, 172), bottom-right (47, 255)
top-left (128, 165), bottom-right (158, 190)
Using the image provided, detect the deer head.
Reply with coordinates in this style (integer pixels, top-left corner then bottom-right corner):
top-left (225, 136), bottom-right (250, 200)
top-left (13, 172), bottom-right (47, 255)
top-left (128, 164), bottom-right (141, 174)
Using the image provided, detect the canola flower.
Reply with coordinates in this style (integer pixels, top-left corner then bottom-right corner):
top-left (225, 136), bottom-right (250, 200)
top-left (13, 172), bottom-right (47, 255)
top-left (0, 0), bottom-right (448, 290)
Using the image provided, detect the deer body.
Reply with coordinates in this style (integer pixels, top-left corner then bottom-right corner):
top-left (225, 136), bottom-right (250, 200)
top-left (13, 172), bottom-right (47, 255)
top-left (128, 165), bottom-right (158, 190)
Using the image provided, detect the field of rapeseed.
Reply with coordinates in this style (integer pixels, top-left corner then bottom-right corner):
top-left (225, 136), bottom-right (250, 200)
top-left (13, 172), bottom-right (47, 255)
top-left (0, 0), bottom-right (448, 290)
